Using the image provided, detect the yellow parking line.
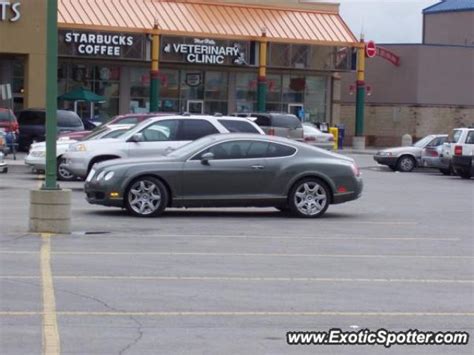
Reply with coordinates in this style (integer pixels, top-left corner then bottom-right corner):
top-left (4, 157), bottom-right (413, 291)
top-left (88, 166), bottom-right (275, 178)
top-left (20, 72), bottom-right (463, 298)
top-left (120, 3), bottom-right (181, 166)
top-left (40, 234), bottom-right (60, 355)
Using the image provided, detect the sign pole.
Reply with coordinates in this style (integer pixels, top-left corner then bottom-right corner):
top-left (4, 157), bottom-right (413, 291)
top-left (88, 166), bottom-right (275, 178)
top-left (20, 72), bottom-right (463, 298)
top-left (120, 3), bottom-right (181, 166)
top-left (355, 36), bottom-right (366, 138)
top-left (149, 23), bottom-right (160, 113)
top-left (257, 30), bottom-right (268, 113)
top-left (43, 0), bottom-right (58, 190)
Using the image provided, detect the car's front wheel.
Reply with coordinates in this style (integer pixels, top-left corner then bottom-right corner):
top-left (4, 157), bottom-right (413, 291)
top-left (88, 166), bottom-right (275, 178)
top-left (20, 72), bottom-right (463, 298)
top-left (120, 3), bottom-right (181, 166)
top-left (125, 176), bottom-right (168, 217)
top-left (289, 178), bottom-right (330, 218)
top-left (57, 157), bottom-right (76, 181)
top-left (397, 156), bottom-right (416, 172)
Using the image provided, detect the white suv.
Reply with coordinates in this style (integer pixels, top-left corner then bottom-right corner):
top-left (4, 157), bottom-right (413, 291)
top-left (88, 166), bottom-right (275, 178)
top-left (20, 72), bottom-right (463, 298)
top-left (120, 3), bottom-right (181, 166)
top-left (62, 115), bottom-right (264, 179)
top-left (446, 128), bottom-right (474, 179)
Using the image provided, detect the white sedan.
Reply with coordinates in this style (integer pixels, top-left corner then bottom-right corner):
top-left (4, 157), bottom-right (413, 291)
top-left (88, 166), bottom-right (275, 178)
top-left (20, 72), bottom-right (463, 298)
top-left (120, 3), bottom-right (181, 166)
top-left (25, 124), bottom-right (133, 180)
top-left (303, 123), bottom-right (334, 150)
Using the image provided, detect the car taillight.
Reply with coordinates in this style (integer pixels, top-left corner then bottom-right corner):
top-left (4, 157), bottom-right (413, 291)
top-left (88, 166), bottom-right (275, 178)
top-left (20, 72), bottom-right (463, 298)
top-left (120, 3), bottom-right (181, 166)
top-left (304, 136), bottom-right (315, 142)
top-left (426, 149), bottom-right (439, 157)
top-left (351, 163), bottom-right (361, 177)
top-left (268, 128), bottom-right (276, 136)
top-left (328, 136), bottom-right (334, 142)
top-left (454, 145), bottom-right (463, 156)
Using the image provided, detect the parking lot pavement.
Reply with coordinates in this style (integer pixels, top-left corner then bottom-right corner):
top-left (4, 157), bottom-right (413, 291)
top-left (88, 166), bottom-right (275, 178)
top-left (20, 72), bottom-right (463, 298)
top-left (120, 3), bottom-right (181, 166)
top-left (0, 154), bottom-right (473, 354)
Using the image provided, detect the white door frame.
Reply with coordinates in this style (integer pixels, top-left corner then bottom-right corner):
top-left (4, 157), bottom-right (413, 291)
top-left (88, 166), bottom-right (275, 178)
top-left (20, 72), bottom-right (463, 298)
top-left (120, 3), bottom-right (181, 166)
top-left (288, 103), bottom-right (304, 114)
top-left (186, 100), bottom-right (204, 114)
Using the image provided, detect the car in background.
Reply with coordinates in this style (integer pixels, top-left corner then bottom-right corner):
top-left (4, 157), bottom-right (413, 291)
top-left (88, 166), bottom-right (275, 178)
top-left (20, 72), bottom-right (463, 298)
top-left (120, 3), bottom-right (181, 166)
top-left (374, 134), bottom-right (448, 172)
top-left (0, 151), bottom-right (6, 173)
top-left (58, 112), bottom-right (171, 141)
top-left (440, 128), bottom-right (474, 178)
top-left (302, 122), bottom-right (334, 150)
top-left (421, 140), bottom-right (452, 175)
top-left (63, 115), bottom-right (264, 179)
top-left (84, 134), bottom-right (362, 218)
top-left (0, 108), bottom-right (19, 150)
top-left (26, 124), bottom-right (134, 181)
top-left (451, 128), bottom-right (474, 179)
top-left (233, 112), bottom-right (304, 141)
top-left (17, 109), bottom-right (85, 151)
top-left (0, 131), bottom-right (7, 173)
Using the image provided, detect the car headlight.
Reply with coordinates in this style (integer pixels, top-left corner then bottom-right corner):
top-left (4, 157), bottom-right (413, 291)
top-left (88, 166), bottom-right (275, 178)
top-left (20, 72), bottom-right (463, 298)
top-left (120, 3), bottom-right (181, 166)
top-left (379, 151), bottom-right (393, 157)
top-left (71, 143), bottom-right (87, 152)
top-left (104, 171), bottom-right (114, 181)
top-left (96, 171), bottom-right (106, 181)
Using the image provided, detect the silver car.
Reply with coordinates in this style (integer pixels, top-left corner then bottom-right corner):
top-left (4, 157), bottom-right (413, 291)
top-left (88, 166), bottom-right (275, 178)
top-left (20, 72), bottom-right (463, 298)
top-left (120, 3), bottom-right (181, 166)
top-left (234, 113), bottom-right (304, 141)
top-left (84, 134), bottom-right (363, 218)
top-left (374, 135), bottom-right (448, 172)
top-left (302, 123), bottom-right (334, 150)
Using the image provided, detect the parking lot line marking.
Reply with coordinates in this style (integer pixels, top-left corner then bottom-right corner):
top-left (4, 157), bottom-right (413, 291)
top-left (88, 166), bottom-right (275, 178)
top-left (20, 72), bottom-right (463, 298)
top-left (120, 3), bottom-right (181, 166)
top-left (40, 234), bottom-right (60, 355)
top-left (0, 311), bottom-right (41, 316)
top-left (37, 251), bottom-right (474, 260)
top-left (1, 276), bottom-right (473, 284)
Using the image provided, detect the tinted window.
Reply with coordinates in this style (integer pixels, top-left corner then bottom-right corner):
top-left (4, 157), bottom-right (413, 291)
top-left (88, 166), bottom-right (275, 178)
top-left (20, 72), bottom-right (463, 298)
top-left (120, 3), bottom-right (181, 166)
top-left (271, 114), bottom-right (302, 129)
top-left (466, 131), bottom-right (474, 144)
top-left (195, 140), bottom-right (269, 160)
top-left (18, 111), bottom-right (45, 125)
top-left (141, 120), bottom-right (179, 142)
top-left (179, 119), bottom-right (219, 141)
top-left (267, 143), bottom-right (297, 157)
top-left (58, 111), bottom-right (83, 127)
top-left (0, 110), bottom-right (15, 122)
top-left (253, 115), bottom-right (271, 127)
top-left (427, 137), bottom-right (447, 147)
top-left (218, 119), bottom-right (260, 134)
top-left (102, 129), bottom-right (128, 139)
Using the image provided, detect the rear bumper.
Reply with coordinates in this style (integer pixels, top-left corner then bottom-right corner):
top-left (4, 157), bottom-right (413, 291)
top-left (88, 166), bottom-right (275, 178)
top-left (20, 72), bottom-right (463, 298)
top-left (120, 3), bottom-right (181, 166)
top-left (332, 177), bottom-right (363, 204)
top-left (452, 155), bottom-right (473, 175)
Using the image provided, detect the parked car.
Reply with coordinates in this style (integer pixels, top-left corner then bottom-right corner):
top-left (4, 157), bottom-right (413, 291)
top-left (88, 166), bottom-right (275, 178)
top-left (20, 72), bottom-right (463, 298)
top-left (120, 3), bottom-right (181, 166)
top-left (440, 128), bottom-right (474, 178)
top-left (451, 128), bottom-right (474, 179)
top-left (58, 112), bottom-right (171, 141)
top-left (302, 122), bottom-right (334, 150)
top-left (374, 134), bottom-right (448, 172)
top-left (85, 134), bottom-right (363, 218)
top-left (0, 130), bottom-right (7, 173)
top-left (0, 151), bottom-right (6, 173)
top-left (233, 112), bottom-right (304, 141)
top-left (17, 109), bottom-right (85, 151)
top-left (62, 115), bottom-right (264, 179)
top-left (26, 124), bottom-right (134, 181)
top-left (0, 108), bottom-right (19, 151)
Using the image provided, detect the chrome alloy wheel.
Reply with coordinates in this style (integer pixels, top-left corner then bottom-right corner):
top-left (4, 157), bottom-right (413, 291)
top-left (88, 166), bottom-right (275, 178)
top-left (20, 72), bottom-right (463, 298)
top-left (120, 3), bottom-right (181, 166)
top-left (128, 180), bottom-right (162, 216)
top-left (294, 182), bottom-right (328, 216)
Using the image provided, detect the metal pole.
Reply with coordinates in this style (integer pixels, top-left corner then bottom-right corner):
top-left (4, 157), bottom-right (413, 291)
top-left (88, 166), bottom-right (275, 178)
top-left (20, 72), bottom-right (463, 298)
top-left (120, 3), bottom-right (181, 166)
top-left (43, 0), bottom-right (58, 190)
top-left (355, 37), bottom-right (366, 137)
top-left (149, 23), bottom-right (160, 112)
top-left (257, 30), bottom-right (268, 113)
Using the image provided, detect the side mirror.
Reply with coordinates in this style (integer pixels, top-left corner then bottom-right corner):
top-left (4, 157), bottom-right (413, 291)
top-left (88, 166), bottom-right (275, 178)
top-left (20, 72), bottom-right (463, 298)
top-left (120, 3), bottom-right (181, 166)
top-left (200, 152), bottom-right (214, 165)
top-left (128, 133), bottom-right (144, 143)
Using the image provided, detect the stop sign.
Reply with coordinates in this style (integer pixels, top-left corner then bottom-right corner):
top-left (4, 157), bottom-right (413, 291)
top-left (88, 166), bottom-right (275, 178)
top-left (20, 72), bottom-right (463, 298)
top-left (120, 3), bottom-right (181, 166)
top-left (365, 41), bottom-right (377, 58)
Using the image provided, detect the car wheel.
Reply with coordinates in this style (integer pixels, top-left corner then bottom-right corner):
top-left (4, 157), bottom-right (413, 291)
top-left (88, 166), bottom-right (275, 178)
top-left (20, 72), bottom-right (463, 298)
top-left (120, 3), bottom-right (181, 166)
top-left (289, 178), bottom-right (330, 218)
top-left (125, 177), bottom-right (168, 217)
top-left (57, 157), bottom-right (76, 181)
top-left (397, 156), bottom-right (416, 172)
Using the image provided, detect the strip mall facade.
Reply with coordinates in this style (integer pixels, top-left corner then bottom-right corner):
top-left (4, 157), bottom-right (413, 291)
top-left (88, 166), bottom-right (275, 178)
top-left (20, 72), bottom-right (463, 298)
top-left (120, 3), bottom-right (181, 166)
top-left (0, 0), bottom-right (358, 124)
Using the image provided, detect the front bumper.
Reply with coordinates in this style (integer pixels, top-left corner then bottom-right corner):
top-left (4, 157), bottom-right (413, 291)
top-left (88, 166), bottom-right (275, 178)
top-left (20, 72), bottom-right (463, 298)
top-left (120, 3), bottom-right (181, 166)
top-left (332, 177), bottom-right (363, 204)
top-left (84, 180), bottom-right (124, 207)
top-left (62, 153), bottom-right (90, 178)
top-left (373, 155), bottom-right (398, 166)
top-left (0, 154), bottom-right (7, 173)
top-left (25, 154), bottom-right (46, 170)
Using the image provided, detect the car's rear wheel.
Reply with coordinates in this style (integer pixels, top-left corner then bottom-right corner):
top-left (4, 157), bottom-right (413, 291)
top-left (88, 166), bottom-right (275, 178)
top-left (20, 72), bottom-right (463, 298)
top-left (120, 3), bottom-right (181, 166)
top-left (289, 178), bottom-right (330, 218)
top-left (57, 157), bottom-right (75, 181)
top-left (397, 156), bottom-right (416, 172)
top-left (125, 177), bottom-right (168, 217)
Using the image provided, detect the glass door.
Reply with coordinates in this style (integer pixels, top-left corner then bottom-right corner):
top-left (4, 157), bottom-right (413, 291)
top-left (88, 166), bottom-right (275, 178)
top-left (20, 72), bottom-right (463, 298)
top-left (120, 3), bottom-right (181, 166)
top-left (187, 100), bottom-right (204, 114)
top-left (288, 104), bottom-right (305, 120)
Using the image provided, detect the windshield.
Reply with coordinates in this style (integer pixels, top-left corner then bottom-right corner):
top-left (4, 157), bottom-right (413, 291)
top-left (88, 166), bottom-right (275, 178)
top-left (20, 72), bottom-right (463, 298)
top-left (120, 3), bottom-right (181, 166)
top-left (167, 135), bottom-right (219, 158)
top-left (413, 136), bottom-right (434, 148)
top-left (80, 126), bottom-right (110, 141)
top-left (304, 125), bottom-right (322, 134)
top-left (0, 110), bottom-right (14, 122)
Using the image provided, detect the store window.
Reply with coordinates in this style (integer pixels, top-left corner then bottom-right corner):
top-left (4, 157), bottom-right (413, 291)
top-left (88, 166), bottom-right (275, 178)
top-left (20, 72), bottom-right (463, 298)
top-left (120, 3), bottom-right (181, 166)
top-left (235, 73), bottom-right (257, 113)
top-left (291, 45), bottom-right (310, 69)
top-left (283, 75), bottom-right (305, 103)
top-left (0, 55), bottom-right (25, 111)
top-left (269, 44), bottom-right (290, 67)
top-left (304, 76), bottom-right (328, 122)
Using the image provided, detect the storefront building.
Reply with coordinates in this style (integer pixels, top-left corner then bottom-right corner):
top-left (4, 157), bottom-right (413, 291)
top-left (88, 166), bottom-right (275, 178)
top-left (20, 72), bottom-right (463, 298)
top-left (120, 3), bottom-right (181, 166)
top-left (2, 0), bottom-right (359, 124)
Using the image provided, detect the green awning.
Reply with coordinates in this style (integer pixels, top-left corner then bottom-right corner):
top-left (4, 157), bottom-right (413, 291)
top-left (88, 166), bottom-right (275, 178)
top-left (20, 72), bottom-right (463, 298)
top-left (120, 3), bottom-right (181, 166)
top-left (58, 87), bottom-right (105, 103)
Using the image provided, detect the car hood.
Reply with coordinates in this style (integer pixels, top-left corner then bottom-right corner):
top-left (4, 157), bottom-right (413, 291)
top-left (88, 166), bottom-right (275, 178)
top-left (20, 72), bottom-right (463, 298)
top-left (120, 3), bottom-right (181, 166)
top-left (30, 140), bottom-right (77, 150)
top-left (73, 138), bottom-right (121, 149)
top-left (379, 146), bottom-right (422, 154)
top-left (95, 155), bottom-right (183, 171)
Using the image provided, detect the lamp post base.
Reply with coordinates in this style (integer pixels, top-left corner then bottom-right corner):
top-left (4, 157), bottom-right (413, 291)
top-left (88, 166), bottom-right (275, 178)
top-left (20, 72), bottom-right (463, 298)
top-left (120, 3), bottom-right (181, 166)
top-left (29, 189), bottom-right (71, 234)
top-left (352, 136), bottom-right (366, 150)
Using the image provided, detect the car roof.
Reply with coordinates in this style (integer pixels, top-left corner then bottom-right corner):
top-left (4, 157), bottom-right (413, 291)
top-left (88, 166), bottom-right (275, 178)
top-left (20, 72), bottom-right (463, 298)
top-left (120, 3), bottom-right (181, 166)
top-left (202, 132), bottom-right (300, 145)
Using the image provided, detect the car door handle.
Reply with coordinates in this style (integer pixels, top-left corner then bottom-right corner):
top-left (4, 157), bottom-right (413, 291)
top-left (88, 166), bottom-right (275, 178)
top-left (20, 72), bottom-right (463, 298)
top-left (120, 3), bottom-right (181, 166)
top-left (251, 165), bottom-right (265, 170)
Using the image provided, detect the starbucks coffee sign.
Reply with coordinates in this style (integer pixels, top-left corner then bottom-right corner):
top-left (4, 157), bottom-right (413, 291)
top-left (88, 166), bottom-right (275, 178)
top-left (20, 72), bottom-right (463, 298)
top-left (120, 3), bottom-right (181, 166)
top-left (64, 32), bottom-right (134, 56)
top-left (0, 1), bottom-right (21, 22)
top-left (164, 38), bottom-right (247, 65)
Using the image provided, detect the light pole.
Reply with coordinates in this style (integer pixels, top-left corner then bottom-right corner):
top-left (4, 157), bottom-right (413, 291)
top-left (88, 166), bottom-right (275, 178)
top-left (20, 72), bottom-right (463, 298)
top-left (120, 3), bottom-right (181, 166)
top-left (149, 21), bottom-right (160, 113)
top-left (353, 35), bottom-right (366, 149)
top-left (257, 28), bottom-right (268, 113)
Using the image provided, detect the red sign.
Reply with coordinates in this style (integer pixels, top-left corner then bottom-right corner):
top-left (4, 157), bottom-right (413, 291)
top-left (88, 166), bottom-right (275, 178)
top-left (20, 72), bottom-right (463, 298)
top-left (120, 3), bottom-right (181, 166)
top-left (377, 47), bottom-right (401, 67)
top-left (365, 41), bottom-right (377, 58)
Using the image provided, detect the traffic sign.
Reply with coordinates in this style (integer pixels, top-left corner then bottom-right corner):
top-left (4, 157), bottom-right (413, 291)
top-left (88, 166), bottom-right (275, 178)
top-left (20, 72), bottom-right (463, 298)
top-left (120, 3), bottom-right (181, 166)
top-left (365, 41), bottom-right (377, 58)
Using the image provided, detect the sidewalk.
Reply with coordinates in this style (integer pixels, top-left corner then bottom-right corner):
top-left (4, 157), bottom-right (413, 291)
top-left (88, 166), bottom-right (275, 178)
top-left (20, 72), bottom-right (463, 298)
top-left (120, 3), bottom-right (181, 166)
top-left (336, 147), bottom-right (379, 155)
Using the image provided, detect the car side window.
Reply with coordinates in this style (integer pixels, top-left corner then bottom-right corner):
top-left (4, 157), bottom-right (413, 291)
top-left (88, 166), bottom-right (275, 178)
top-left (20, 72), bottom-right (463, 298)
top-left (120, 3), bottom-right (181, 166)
top-left (218, 119), bottom-right (260, 134)
top-left (140, 120), bottom-right (179, 142)
top-left (466, 131), bottom-right (474, 144)
top-left (102, 129), bottom-right (127, 139)
top-left (178, 119), bottom-right (219, 141)
top-left (194, 141), bottom-right (269, 160)
top-left (267, 143), bottom-right (297, 158)
top-left (254, 115), bottom-right (271, 127)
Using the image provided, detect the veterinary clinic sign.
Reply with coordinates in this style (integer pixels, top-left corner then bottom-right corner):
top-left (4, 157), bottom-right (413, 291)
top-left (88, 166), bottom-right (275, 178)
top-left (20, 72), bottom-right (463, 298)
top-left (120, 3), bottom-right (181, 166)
top-left (0, 1), bottom-right (21, 22)
top-left (164, 38), bottom-right (247, 65)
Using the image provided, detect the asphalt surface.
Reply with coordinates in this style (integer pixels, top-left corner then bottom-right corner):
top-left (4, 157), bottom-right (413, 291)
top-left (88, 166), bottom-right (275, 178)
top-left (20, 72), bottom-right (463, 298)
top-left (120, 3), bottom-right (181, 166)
top-left (0, 154), bottom-right (473, 354)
